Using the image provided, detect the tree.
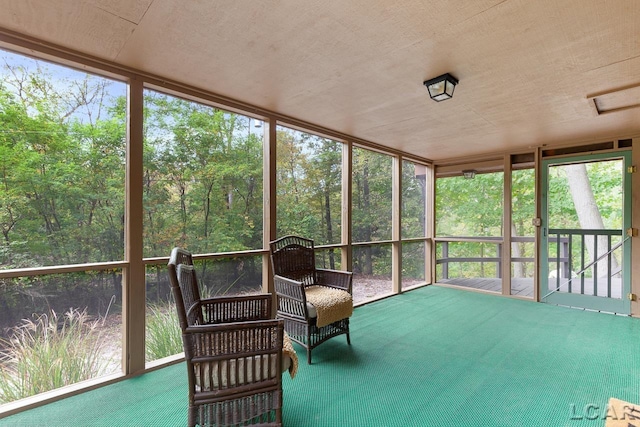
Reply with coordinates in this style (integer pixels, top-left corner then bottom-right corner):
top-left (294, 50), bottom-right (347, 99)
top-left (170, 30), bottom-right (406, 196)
top-left (352, 148), bottom-right (392, 275)
top-left (0, 55), bottom-right (126, 327)
top-left (0, 63), bottom-right (125, 268)
top-left (557, 162), bottom-right (621, 278)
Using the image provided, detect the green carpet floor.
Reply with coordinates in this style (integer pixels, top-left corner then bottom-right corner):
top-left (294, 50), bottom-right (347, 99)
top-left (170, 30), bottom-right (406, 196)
top-left (3, 285), bottom-right (640, 426)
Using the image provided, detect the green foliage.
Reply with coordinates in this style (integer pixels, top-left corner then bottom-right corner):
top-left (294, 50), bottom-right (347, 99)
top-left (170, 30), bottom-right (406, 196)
top-left (512, 168), bottom-right (536, 237)
top-left (0, 309), bottom-right (112, 403)
top-left (0, 50), bottom-right (426, 309)
top-left (352, 147), bottom-right (393, 243)
top-left (402, 241), bottom-right (426, 280)
top-left (142, 93), bottom-right (264, 257)
top-left (402, 161), bottom-right (427, 239)
top-left (435, 160), bottom-right (624, 280)
top-left (145, 303), bottom-right (182, 361)
top-left (436, 172), bottom-right (504, 237)
top-left (547, 160), bottom-right (623, 229)
top-left (0, 60), bottom-right (126, 268)
top-left (276, 128), bottom-right (342, 245)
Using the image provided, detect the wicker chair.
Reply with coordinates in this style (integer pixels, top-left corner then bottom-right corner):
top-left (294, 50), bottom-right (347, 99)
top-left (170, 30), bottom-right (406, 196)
top-left (168, 247), bottom-right (285, 427)
top-left (269, 235), bottom-right (353, 364)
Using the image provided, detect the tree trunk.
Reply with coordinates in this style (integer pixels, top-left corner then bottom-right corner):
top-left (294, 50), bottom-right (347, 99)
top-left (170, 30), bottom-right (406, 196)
top-left (362, 159), bottom-right (373, 275)
top-left (324, 188), bottom-right (335, 269)
top-left (565, 163), bottom-right (619, 278)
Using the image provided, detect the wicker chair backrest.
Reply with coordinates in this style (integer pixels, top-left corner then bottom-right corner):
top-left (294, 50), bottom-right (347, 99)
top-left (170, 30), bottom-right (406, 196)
top-left (176, 264), bottom-right (205, 326)
top-left (168, 247), bottom-right (204, 329)
top-left (270, 236), bottom-right (316, 286)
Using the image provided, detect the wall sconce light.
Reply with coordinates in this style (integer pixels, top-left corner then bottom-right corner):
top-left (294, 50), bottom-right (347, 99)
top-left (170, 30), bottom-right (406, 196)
top-left (462, 169), bottom-right (476, 179)
top-left (423, 73), bottom-right (459, 102)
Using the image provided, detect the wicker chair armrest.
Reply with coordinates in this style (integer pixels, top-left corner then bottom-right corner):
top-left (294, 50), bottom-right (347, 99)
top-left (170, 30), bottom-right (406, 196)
top-left (316, 268), bottom-right (353, 294)
top-left (184, 318), bottom-right (280, 333)
top-left (199, 293), bottom-right (272, 324)
top-left (184, 318), bottom-right (283, 336)
top-left (273, 274), bottom-right (309, 320)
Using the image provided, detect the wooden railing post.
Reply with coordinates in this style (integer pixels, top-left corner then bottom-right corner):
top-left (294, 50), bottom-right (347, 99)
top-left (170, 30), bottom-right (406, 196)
top-left (442, 241), bottom-right (449, 280)
top-left (496, 243), bottom-right (502, 279)
top-left (561, 238), bottom-right (569, 279)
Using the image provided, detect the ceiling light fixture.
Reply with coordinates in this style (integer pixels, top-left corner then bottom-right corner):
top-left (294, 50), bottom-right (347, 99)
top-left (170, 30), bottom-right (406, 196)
top-left (423, 73), bottom-right (458, 102)
top-left (462, 169), bottom-right (476, 179)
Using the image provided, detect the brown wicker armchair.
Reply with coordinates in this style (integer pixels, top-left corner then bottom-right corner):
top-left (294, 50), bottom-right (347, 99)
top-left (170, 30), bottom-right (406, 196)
top-left (269, 235), bottom-right (353, 364)
top-left (168, 247), bottom-right (287, 427)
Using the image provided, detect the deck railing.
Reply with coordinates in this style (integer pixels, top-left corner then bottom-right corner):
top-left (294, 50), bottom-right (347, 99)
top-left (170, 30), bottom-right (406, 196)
top-left (547, 228), bottom-right (622, 297)
top-left (436, 236), bottom-right (537, 280)
top-left (436, 229), bottom-right (622, 291)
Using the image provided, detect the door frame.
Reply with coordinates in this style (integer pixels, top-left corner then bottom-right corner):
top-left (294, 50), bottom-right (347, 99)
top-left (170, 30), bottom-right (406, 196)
top-left (540, 151), bottom-right (632, 314)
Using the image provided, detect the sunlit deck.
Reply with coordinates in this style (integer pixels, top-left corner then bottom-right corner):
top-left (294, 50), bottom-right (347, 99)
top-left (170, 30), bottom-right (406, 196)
top-left (438, 277), bottom-right (624, 300)
top-left (437, 278), bottom-right (535, 298)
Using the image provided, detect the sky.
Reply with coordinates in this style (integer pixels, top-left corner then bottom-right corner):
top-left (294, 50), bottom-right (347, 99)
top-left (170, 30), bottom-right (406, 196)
top-left (0, 47), bottom-right (126, 125)
top-left (0, 47), bottom-right (274, 142)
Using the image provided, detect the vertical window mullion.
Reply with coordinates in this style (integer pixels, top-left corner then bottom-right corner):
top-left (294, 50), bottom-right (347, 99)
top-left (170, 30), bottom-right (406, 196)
top-left (124, 77), bottom-right (146, 374)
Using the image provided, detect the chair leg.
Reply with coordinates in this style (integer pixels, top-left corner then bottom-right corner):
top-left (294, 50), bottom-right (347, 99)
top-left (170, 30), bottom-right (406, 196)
top-left (346, 331), bottom-right (351, 345)
top-left (307, 327), bottom-right (312, 364)
top-left (188, 406), bottom-right (196, 427)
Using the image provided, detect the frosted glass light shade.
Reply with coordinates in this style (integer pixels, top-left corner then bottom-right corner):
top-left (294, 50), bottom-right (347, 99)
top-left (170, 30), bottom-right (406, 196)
top-left (424, 73), bottom-right (458, 102)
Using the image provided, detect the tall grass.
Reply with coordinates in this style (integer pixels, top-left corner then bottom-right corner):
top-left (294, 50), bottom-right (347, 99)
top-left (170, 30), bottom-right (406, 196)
top-left (0, 309), bottom-right (112, 403)
top-left (146, 303), bottom-right (182, 361)
top-left (145, 276), bottom-right (242, 362)
top-left (145, 281), bottom-right (241, 361)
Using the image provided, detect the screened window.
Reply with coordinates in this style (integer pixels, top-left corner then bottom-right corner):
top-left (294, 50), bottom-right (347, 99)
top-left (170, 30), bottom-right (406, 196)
top-left (401, 160), bottom-right (428, 239)
top-left (352, 147), bottom-right (393, 302)
top-left (511, 167), bottom-right (535, 296)
top-left (142, 91), bottom-right (265, 363)
top-left (435, 170), bottom-right (504, 288)
top-left (0, 49), bottom-right (126, 403)
top-left (436, 171), bottom-right (504, 237)
top-left (352, 147), bottom-right (392, 242)
top-left (142, 90), bottom-right (264, 256)
top-left (275, 126), bottom-right (342, 245)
